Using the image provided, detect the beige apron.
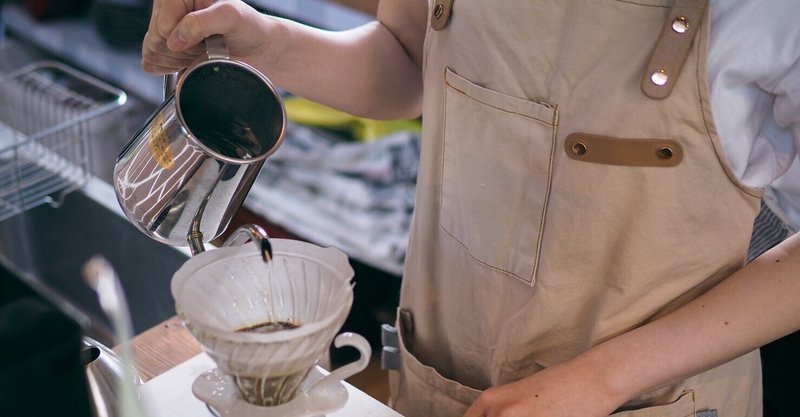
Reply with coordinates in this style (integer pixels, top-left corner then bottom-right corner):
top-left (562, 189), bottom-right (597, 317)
top-left (390, 0), bottom-right (764, 416)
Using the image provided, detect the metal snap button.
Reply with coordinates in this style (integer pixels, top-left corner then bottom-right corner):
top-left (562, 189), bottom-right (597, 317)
top-left (672, 16), bottom-right (689, 34)
top-left (656, 146), bottom-right (674, 160)
top-left (571, 141), bottom-right (587, 156)
top-left (433, 3), bottom-right (444, 19)
top-left (650, 69), bottom-right (669, 86)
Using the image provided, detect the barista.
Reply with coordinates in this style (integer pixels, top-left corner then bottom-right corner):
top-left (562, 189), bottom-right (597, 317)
top-left (142, 0), bottom-right (800, 416)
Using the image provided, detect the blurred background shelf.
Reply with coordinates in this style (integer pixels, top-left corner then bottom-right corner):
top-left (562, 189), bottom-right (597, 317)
top-left (1, 1), bottom-right (375, 106)
top-left (0, 0), bottom-right (401, 373)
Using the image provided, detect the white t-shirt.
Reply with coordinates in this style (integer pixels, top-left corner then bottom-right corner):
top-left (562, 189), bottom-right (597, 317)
top-left (708, 0), bottom-right (800, 213)
top-left (708, 0), bottom-right (800, 228)
top-left (764, 160), bottom-right (800, 231)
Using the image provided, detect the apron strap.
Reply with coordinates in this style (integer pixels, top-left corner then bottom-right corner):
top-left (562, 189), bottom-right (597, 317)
top-left (564, 133), bottom-right (683, 167)
top-left (641, 0), bottom-right (709, 99)
top-left (431, 0), bottom-right (455, 30)
top-left (432, 0), bottom-right (707, 99)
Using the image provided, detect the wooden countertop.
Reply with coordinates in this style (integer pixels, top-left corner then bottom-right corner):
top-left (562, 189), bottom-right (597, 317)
top-left (122, 316), bottom-right (202, 382)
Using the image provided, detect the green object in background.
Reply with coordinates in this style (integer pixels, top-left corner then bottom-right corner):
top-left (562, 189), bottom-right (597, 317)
top-left (284, 97), bottom-right (421, 142)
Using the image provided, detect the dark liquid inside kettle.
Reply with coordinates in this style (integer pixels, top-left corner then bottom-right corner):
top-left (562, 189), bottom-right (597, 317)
top-left (178, 62), bottom-right (284, 161)
top-left (196, 129), bottom-right (257, 160)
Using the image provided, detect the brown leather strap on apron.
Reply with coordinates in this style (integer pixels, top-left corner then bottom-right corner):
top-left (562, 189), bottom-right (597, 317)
top-left (431, 0), bottom-right (454, 30)
top-left (641, 0), bottom-right (709, 99)
top-left (433, 0), bottom-right (707, 99)
top-left (564, 133), bottom-right (683, 167)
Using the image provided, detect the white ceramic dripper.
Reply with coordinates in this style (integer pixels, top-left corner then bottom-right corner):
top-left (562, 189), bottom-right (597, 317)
top-left (170, 237), bottom-right (370, 408)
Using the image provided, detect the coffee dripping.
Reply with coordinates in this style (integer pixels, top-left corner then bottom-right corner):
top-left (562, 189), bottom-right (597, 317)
top-left (230, 323), bottom-right (312, 408)
top-left (232, 316), bottom-right (314, 407)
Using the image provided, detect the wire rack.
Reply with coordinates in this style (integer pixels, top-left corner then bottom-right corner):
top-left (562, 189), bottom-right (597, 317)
top-left (0, 61), bottom-right (126, 222)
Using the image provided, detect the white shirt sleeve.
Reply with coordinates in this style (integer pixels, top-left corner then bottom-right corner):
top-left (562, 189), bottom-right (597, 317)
top-left (764, 32), bottom-right (800, 230)
top-left (708, 0), bottom-right (800, 189)
top-left (769, 51), bottom-right (800, 161)
top-left (764, 160), bottom-right (800, 231)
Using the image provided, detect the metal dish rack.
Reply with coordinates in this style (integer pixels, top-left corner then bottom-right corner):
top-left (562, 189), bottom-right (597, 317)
top-left (0, 61), bottom-right (126, 222)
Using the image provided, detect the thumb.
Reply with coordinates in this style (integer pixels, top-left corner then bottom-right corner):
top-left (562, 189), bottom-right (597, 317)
top-left (167, 1), bottom-right (241, 51)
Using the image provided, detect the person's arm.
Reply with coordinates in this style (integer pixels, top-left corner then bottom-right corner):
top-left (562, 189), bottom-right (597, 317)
top-left (141, 0), bottom-right (427, 120)
top-left (597, 231), bottom-right (800, 401)
top-left (464, 232), bottom-right (800, 417)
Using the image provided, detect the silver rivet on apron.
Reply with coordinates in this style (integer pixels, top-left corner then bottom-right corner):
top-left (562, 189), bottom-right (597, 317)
top-left (656, 146), bottom-right (674, 159)
top-left (650, 69), bottom-right (669, 86)
top-left (571, 141), bottom-right (587, 156)
top-left (433, 3), bottom-right (444, 19)
top-left (672, 16), bottom-right (690, 34)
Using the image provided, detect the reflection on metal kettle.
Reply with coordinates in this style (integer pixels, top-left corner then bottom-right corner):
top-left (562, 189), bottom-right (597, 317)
top-left (113, 35), bottom-right (286, 255)
top-left (82, 256), bottom-right (145, 417)
top-left (81, 336), bottom-right (143, 417)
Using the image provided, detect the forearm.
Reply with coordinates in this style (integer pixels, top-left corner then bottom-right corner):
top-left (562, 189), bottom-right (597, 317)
top-left (253, 17), bottom-right (423, 119)
top-left (584, 231), bottom-right (800, 406)
top-left (147, 0), bottom-right (425, 120)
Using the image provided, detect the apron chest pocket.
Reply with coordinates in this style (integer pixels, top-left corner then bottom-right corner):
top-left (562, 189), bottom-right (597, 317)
top-left (440, 68), bottom-right (557, 285)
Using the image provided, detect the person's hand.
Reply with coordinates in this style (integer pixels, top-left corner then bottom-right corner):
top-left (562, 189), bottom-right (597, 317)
top-left (462, 357), bottom-right (620, 417)
top-left (141, 0), bottom-right (277, 74)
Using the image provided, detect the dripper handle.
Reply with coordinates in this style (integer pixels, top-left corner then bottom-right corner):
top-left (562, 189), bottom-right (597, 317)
top-left (307, 333), bottom-right (371, 397)
top-left (162, 34), bottom-right (230, 99)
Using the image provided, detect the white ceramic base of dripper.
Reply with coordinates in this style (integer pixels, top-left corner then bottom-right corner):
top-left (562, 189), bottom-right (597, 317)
top-left (193, 367), bottom-right (348, 417)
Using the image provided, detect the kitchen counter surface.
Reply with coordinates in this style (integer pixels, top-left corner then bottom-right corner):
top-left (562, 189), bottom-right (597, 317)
top-left (126, 316), bottom-right (401, 416)
top-left (125, 316), bottom-right (203, 382)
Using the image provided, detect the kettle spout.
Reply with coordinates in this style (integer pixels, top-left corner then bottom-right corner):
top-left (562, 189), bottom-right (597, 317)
top-left (222, 224), bottom-right (273, 262)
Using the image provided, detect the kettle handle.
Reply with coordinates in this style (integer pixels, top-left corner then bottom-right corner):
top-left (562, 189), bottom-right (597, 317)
top-left (162, 35), bottom-right (230, 99)
top-left (163, 74), bottom-right (177, 99)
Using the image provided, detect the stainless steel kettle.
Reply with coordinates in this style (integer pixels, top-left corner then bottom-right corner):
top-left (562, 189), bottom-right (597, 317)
top-left (113, 35), bottom-right (286, 254)
top-left (82, 336), bottom-right (143, 417)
